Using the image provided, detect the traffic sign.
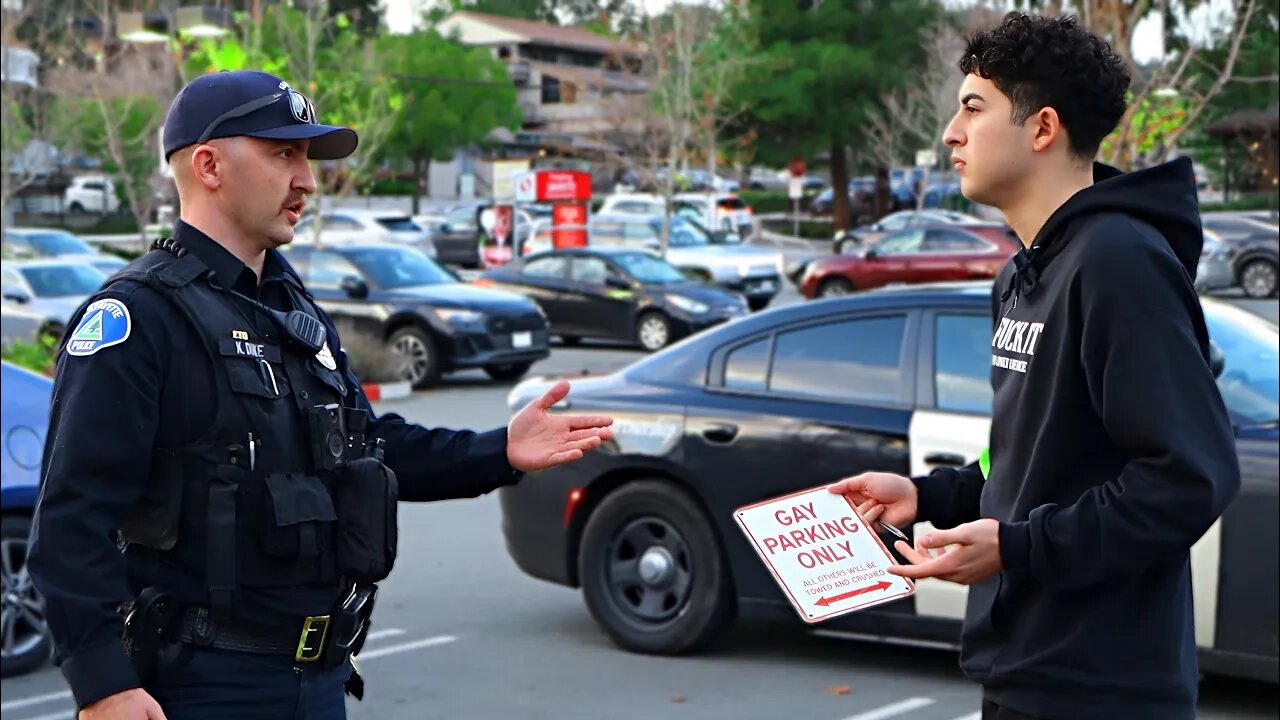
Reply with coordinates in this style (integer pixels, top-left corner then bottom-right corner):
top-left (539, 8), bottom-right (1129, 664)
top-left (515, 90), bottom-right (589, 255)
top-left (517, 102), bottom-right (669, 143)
top-left (788, 157), bottom-right (806, 178)
top-left (734, 485), bottom-right (914, 623)
top-left (788, 176), bottom-right (805, 200)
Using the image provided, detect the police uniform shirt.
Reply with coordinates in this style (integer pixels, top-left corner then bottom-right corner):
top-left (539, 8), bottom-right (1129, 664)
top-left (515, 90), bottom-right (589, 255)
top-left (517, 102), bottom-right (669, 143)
top-left (27, 220), bottom-right (522, 709)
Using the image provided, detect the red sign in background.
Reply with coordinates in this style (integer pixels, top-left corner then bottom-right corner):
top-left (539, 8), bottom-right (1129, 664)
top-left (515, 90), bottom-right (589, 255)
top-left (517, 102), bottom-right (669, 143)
top-left (551, 203), bottom-right (588, 248)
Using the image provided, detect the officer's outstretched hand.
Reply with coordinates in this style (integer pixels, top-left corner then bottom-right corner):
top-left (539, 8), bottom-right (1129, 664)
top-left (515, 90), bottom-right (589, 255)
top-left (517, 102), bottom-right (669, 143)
top-left (507, 380), bottom-right (614, 472)
top-left (78, 688), bottom-right (167, 720)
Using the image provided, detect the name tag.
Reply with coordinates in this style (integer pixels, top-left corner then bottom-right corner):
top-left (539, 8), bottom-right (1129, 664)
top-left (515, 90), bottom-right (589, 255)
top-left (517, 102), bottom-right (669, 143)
top-left (220, 338), bottom-right (282, 363)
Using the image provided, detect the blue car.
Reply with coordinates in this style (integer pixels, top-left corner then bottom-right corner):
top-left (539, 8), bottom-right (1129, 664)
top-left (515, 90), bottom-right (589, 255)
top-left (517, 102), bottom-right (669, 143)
top-left (1, 360), bottom-right (53, 677)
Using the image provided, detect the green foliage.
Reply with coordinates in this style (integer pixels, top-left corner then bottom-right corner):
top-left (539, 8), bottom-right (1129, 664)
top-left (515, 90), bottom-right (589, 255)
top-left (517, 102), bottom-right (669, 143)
top-left (1201, 194), bottom-right (1280, 212)
top-left (1, 334), bottom-right (59, 377)
top-left (55, 94), bottom-right (164, 222)
top-left (376, 30), bottom-right (521, 170)
top-left (737, 190), bottom-right (794, 214)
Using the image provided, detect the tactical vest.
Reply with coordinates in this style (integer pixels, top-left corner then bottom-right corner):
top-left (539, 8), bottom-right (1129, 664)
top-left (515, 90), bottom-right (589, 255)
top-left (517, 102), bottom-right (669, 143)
top-left (115, 243), bottom-right (356, 618)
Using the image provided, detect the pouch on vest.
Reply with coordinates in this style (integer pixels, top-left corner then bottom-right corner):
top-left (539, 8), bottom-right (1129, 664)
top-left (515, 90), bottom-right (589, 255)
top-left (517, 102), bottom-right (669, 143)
top-left (261, 473), bottom-right (337, 561)
top-left (334, 457), bottom-right (398, 583)
top-left (119, 449), bottom-right (184, 551)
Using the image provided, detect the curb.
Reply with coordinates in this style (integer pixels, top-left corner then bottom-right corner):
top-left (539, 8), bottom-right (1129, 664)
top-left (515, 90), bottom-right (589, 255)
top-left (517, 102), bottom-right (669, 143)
top-left (362, 381), bottom-right (412, 402)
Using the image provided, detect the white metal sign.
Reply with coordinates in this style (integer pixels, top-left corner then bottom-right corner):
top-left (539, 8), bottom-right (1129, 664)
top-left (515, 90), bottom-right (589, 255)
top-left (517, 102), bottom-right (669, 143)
top-left (788, 176), bottom-right (805, 200)
top-left (514, 171), bottom-right (536, 203)
top-left (734, 485), bottom-right (915, 623)
top-left (915, 149), bottom-right (938, 168)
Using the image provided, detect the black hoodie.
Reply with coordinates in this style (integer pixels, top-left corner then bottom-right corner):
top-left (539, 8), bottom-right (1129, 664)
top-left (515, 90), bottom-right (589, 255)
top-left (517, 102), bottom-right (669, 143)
top-left (914, 157), bottom-right (1241, 719)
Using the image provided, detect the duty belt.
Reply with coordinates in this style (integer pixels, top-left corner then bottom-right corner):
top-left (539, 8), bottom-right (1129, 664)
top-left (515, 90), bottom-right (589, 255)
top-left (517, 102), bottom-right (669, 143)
top-left (178, 606), bottom-right (331, 662)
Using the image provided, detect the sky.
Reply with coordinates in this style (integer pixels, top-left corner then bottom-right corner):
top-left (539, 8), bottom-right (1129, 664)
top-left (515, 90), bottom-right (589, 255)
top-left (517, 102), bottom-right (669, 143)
top-left (380, 0), bottom-right (1241, 64)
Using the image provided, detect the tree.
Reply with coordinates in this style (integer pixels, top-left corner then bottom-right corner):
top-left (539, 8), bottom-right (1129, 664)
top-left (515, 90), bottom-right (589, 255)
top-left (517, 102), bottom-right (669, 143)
top-left (732, 0), bottom-right (943, 230)
top-left (184, 2), bottom-right (400, 223)
top-left (376, 30), bottom-right (522, 214)
top-left (1015, 0), bottom-right (1266, 168)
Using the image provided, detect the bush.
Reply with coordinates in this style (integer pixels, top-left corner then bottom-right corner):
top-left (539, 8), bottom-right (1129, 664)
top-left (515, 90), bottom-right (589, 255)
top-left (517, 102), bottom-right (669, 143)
top-left (1, 335), bottom-right (58, 376)
top-left (738, 190), bottom-right (795, 215)
top-left (759, 217), bottom-right (835, 241)
top-left (1201, 193), bottom-right (1279, 213)
top-left (362, 177), bottom-right (418, 196)
top-left (336, 323), bottom-right (404, 384)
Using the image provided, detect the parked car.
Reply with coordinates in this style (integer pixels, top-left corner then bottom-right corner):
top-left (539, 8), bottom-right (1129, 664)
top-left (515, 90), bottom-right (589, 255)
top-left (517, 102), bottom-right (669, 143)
top-left (1, 259), bottom-right (108, 341)
top-left (839, 210), bottom-right (986, 252)
top-left (673, 192), bottom-right (754, 239)
top-left (278, 243), bottom-right (549, 388)
top-left (1, 301), bottom-right (46, 349)
top-left (809, 178), bottom-right (876, 225)
top-left (1197, 228), bottom-right (1279, 298)
top-left (293, 209), bottom-right (436, 259)
top-left (497, 285), bottom-right (1278, 683)
top-left (586, 213), bottom-right (783, 311)
top-left (2, 227), bottom-right (128, 274)
top-left (478, 247), bottom-right (749, 351)
top-left (63, 174), bottom-right (119, 215)
top-left (427, 204), bottom-right (485, 268)
top-left (1, 360), bottom-right (54, 677)
top-left (800, 224), bottom-right (1020, 298)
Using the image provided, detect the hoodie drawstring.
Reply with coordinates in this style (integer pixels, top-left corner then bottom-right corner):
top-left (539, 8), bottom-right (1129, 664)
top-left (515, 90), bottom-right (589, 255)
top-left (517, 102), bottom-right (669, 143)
top-left (1002, 246), bottom-right (1041, 312)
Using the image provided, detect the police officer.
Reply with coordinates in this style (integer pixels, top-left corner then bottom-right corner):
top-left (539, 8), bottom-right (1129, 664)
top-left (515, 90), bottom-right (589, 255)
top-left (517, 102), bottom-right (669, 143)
top-left (27, 70), bottom-right (614, 720)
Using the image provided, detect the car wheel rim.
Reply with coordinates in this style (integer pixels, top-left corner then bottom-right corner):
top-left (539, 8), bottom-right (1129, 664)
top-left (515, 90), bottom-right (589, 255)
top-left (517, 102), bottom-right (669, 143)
top-left (639, 318), bottom-right (668, 350)
top-left (604, 518), bottom-right (693, 624)
top-left (1242, 263), bottom-right (1276, 297)
top-left (822, 282), bottom-right (849, 297)
top-left (1, 537), bottom-right (48, 659)
top-left (392, 334), bottom-right (431, 383)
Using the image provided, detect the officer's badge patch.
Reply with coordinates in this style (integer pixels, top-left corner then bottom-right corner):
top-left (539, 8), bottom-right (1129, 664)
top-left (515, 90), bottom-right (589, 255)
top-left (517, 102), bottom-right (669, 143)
top-left (66, 299), bottom-right (131, 357)
top-left (316, 341), bottom-right (337, 370)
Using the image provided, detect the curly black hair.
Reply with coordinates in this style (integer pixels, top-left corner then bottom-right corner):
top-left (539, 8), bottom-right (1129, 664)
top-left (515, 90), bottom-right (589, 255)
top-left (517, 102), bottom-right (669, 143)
top-left (960, 12), bottom-right (1130, 161)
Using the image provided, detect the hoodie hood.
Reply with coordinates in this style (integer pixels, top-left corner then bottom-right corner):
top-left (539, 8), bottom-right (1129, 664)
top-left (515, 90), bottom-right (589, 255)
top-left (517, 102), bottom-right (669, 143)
top-left (1004, 157), bottom-right (1201, 306)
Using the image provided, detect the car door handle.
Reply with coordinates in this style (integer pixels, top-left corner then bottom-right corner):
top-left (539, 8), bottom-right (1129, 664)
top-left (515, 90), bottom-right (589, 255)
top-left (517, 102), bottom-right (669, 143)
top-left (702, 423), bottom-right (739, 443)
top-left (924, 452), bottom-right (966, 467)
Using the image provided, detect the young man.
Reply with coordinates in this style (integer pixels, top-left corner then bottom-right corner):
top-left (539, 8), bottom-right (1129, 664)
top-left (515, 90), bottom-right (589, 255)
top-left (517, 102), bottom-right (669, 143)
top-left (832, 13), bottom-right (1240, 720)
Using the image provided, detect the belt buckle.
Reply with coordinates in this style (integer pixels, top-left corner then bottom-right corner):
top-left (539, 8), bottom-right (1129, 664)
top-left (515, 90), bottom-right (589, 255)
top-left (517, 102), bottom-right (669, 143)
top-left (295, 615), bottom-right (330, 663)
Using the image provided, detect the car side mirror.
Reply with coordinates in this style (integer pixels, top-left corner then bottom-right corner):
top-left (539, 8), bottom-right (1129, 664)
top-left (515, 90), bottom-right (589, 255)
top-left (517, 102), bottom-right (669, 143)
top-left (339, 275), bottom-right (368, 299)
top-left (1208, 340), bottom-right (1225, 380)
top-left (605, 275), bottom-right (630, 290)
top-left (2, 288), bottom-right (30, 303)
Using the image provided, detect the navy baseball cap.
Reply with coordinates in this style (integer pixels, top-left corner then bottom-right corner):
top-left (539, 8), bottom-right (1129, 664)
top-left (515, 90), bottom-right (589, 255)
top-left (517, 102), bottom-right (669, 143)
top-left (162, 70), bottom-right (358, 161)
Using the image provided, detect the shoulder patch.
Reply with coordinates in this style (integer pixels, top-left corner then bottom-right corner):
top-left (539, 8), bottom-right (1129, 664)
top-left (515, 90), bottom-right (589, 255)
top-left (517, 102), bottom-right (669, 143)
top-left (66, 299), bottom-right (132, 357)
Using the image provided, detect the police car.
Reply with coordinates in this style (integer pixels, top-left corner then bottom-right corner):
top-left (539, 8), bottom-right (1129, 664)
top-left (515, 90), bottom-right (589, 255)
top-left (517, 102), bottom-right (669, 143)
top-left (498, 283), bottom-right (1279, 683)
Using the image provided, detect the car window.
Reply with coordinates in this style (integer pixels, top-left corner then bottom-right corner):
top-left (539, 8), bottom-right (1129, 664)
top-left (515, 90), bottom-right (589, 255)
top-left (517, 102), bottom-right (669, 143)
top-left (622, 223), bottom-right (656, 245)
top-left (716, 198), bottom-right (746, 210)
top-left (307, 250), bottom-right (363, 289)
top-left (769, 316), bottom-right (907, 404)
top-left (570, 256), bottom-right (613, 285)
top-left (522, 255), bottom-right (568, 279)
top-left (874, 229), bottom-right (925, 256)
top-left (82, 182), bottom-right (105, 192)
top-left (17, 231), bottom-right (95, 256)
top-left (614, 201), bottom-right (655, 214)
top-left (326, 215), bottom-right (365, 232)
top-left (924, 230), bottom-right (990, 252)
top-left (446, 207), bottom-right (477, 230)
top-left (613, 252), bottom-right (686, 284)
top-left (1203, 303), bottom-right (1279, 425)
top-left (725, 337), bottom-right (771, 392)
top-left (376, 217), bottom-right (421, 232)
top-left (19, 264), bottom-right (107, 297)
top-left (345, 246), bottom-right (453, 288)
top-left (880, 214), bottom-right (911, 231)
top-left (934, 314), bottom-right (993, 414)
top-left (2, 267), bottom-right (23, 290)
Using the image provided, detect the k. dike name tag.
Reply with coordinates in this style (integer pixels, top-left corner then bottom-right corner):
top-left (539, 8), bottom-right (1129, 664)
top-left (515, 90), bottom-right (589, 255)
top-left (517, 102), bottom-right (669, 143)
top-left (734, 485), bottom-right (915, 623)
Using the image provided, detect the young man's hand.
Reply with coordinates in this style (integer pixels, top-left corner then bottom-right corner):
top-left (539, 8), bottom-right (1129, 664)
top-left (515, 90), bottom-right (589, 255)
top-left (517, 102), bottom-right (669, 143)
top-left (828, 472), bottom-right (918, 528)
top-left (78, 688), bottom-right (167, 719)
top-left (887, 518), bottom-right (1001, 585)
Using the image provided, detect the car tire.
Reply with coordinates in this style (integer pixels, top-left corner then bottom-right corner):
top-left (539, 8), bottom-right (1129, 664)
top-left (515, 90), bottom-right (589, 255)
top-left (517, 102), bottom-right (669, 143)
top-left (1239, 259), bottom-right (1278, 299)
top-left (388, 326), bottom-right (441, 389)
top-left (636, 312), bottom-right (672, 352)
top-left (559, 335), bottom-right (583, 347)
top-left (818, 277), bottom-right (854, 297)
top-left (1, 514), bottom-right (52, 678)
top-left (484, 362), bottom-right (532, 382)
top-left (579, 481), bottom-right (735, 655)
top-left (67, 201), bottom-right (86, 215)
top-left (747, 297), bottom-right (771, 312)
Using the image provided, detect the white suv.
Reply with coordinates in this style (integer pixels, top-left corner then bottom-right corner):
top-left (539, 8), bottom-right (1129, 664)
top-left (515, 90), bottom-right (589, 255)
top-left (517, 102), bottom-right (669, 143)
top-left (63, 175), bottom-right (120, 215)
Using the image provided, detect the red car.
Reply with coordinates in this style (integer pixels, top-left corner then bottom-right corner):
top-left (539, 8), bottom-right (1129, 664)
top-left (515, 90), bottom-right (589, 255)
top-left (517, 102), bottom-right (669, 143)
top-left (800, 224), bottom-right (1021, 298)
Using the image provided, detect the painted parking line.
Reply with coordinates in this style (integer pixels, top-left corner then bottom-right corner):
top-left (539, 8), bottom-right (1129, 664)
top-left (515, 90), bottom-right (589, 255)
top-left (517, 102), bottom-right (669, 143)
top-left (837, 697), bottom-right (936, 720)
top-left (358, 634), bottom-right (458, 660)
top-left (0, 690), bottom-right (73, 712)
top-left (1, 629), bottom-right (410, 717)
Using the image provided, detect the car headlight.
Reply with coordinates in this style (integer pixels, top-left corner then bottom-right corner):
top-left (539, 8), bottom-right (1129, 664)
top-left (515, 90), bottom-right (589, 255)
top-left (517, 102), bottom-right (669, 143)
top-left (667, 294), bottom-right (709, 314)
top-left (433, 308), bottom-right (485, 325)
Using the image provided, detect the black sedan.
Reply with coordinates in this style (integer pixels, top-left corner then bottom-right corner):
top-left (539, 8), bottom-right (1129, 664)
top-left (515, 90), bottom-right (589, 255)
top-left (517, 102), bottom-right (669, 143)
top-left (477, 247), bottom-right (750, 352)
top-left (498, 283), bottom-right (1279, 683)
top-left (280, 243), bottom-right (550, 388)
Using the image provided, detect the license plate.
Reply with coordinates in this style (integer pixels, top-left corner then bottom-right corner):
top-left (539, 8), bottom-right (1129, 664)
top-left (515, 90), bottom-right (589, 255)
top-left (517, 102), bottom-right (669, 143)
top-left (512, 331), bottom-right (532, 348)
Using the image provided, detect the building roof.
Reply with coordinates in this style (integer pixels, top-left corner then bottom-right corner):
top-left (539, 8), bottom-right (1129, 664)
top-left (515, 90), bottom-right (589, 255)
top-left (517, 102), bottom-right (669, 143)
top-left (1205, 103), bottom-right (1280, 138)
top-left (441, 11), bottom-right (639, 58)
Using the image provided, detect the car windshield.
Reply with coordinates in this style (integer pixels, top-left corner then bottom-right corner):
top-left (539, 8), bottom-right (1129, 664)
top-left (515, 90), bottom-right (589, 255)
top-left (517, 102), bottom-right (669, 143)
top-left (19, 232), bottom-right (96, 256)
top-left (1204, 302), bottom-right (1279, 425)
top-left (376, 217), bottom-right (421, 232)
top-left (20, 264), bottom-right (107, 297)
top-left (651, 217), bottom-right (711, 247)
top-left (613, 252), bottom-right (688, 284)
top-left (344, 247), bottom-right (456, 288)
